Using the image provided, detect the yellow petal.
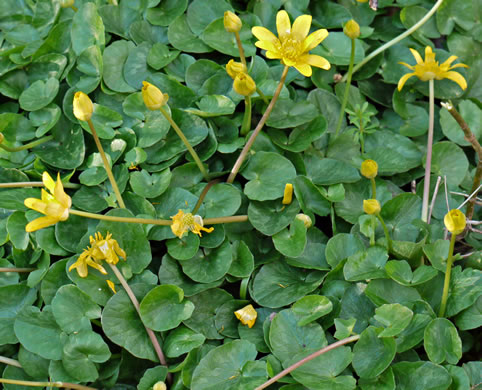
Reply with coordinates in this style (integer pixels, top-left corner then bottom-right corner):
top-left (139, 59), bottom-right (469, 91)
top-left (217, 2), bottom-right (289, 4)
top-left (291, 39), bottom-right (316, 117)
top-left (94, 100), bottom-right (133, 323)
top-left (254, 40), bottom-right (278, 53)
top-left (305, 54), bottom-right (331, 70)
top-left (441, 71), bottom-right (467, 90)
top-left (24, 198), bottom-right (47, 214)
top-left (409, 48), bottom-right (423, 65)
top-left (265, 50), bottom-right (283, 60)
top-left (444, 209), bottom-right (466, 235)
top-left (294, 63), bottom-right (312, 77)
top-left (234, 304), bottom-right (257, 328)
top-left (142, 81), bottom-right (168, 110)
top-left (276, 10), bottom-right (291, 41)
top-left (73, 91), bottom-right (94, 121)
top-left (448, 63), bottom-right (469, 69)
top-left (42, 171), bottom-right (55, 193)
top-left (25, 216), bottom-right (58, 232)
top-left (291, 14), bottom-right (312, 41)
top-left (363, 199), bottom-right (381, 215)
top-left (361, 159), bottom-right (378, 179)
top-left (69, 257), bottom-right (88, 278)
top-left (440, 55), bottom-right (458, 68)
top-left (397, 72), bottom-right (416, 91)
top-left (224, 11), bottom-right (242, 33)
top-left (106, 280), bottom-right (117, 294)
top-left (252, 26), bottom-right (278, 43)
top-left (282, 183), bottom-right (293, 205)
top-left (398, 61), bottom-right (415, 71)
top-left (303, 29), bottom-right (329, 52)
top-left (86, 258), bottom-right (108, 275)
top-left (54, 173), bottom-right (71, 208)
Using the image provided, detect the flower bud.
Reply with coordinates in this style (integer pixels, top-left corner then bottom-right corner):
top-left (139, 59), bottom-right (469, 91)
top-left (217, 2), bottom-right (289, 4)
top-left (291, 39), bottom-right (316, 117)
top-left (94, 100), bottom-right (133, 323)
top-left (234, 304), bottom-right (257, 328)
top-left (153, 382), bottom-right (167, 390)
top-left (224, 11), bottom-right (242, 33)
top-left (363, 199), bottom-right (381, 215)
top-left (282, 183), bottom-right (293, 205)
top-left (344, 19), bottom-right (360, 39)
top-left (356, 0), bottom-right (368, 2)
top-left (60, 0), bottom-right (75, 7)
top-left (73, 92), bottom-right (93, 121)
top-left (296, 214), bottom-right (312, 228)
top-left (142, 81), bottom-right (169, 110)
top-left (444, 209), bottom-right (466, 235)
top-left (233, 72), bottom-right (256, 96)
top-left (361, 159), bottom-right (378, 179)
top-left (226, 59), bottom-right (247, 79)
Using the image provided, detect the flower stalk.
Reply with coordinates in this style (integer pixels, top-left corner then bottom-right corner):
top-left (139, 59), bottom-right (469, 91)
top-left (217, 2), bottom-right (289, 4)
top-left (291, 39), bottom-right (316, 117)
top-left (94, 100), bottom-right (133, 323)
top-left (438, 232), bottom-right (456, 318)
top-left (0, 267), bottom-right (34, 272)
top-left (255, 335), bottom-right (360, 390)
top-left (0, 378), bottom-right (95, 390)
top-left (227, 65), bottom-right (289, 183)
top-left (0, 135), bottom-right (53, 152)
top-left (421, 79), bottom-right (434, 222)
top-left (0, 181), bottom-right (80, 189)
top-left (376, 213), bottom-right (392, 253)
top-left (241, 96), bottom-right (252, 136)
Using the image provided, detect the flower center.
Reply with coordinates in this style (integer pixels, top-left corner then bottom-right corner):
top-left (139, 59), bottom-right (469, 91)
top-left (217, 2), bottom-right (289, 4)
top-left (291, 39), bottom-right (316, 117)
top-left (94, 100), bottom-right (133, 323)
top-left (278, 37), bottom-right (303, 62)
top-left (182, 213), bottom-right (195, 228)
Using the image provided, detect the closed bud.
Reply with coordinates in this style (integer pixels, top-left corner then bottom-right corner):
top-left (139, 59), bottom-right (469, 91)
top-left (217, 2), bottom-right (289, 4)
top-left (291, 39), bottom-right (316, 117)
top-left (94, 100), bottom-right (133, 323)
top-left (296, 214), bottom-right (312, 228)
top-left (361, 159), bottom-right (378, 179)
top-left (224, 11), bottom-right (242, 33)
top-left (60, 0), bottom-right (75, 7)
top-left (142, 81), bottom-right (169, 110)
top-left (444, 209), bottom-right (466, 235)
top-left (153, 382), bottom-right (167, 390)
top-left (344, 19), bottom-right (360, 39)
top-left (226, 59), bottom-right (247, 80)
top-left (282, 183), bottom-right (293, 205)
top-left (363, 199), bottom-right (381, 215)
top-left (233, 72), bottom-right (256, 96)
top-left (73, 92), bottom-right (93, 121)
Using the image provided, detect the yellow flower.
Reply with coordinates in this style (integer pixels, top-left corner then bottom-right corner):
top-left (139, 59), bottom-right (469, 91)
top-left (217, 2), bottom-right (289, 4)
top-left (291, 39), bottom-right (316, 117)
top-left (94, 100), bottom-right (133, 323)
top-left (73, 91), bottom-right (93, 121)
top-left (68, 232), bottom-right (126, 278)
top-left (142, 81), bottom-right (169, 110)
top-left (153, 382), bottom-right (167, 390)
top-left (344, 20), bottom-right (360, 39)
top-left (24, 172), bottom-right (71, 232)
top-left (251, 10), bottom-right (330, 77)
top-left (90, 232), bottom-right (126, 265)
top-left (224, 11), bottom-right (242, 33)
top-left (363, 199), bottom-right (381, 215)
top-left (444, 209), bottom-right (466, 235)
top-left (234, 304), bottom-right (257, 328)
top-left (68, 245), bottom-right (108, 278)
top-left (170, 210), bottom-right (214, 238)
top-left (233, 72), bottom-right (256, 96)
top-left (296, 213), bottom-right (312, 228)
top-left (282, 183), bottom-right (293, 205)
top-left (361, 159), bottom-right (378, 179)
top-left (226, 59), bottom-right (247, 79)
top-left (398, 46), bottom-right (469, 91)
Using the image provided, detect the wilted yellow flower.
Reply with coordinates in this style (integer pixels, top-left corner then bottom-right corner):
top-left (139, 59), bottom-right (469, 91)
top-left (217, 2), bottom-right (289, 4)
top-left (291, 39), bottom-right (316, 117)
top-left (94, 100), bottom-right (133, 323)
top-left (73, 92), bottom-right (93, 121)
top-left (363, 199), bottom-right (381, 215)
top-left (24, 172), bottom-right (71, 232)
top-left (296, 213), bottom-right (312, 228)
top-left (344, 20), bottom-right (360, 39)
top-left (106, 280), bottom-right (117, 294)
top-left (68, 246), bottom-right (107, 278)
top-left (233, 72), bottom-right (256, 96)
top-left (234, 304), bottom-right (257, 328)
top-left (170, 210), bottom-right (214, 238)
top-left (398, 46), bottom-right (469, 91)
top-left (90, 232), bottom-right (126, 266)
top-left (444, 209), bottom-right (466, 235)
top-left (361, 159), bottom-right (378, 179)
top-left (226, 59), bottom-right (247, 79)
top-left (142, 81), bottom-right (169, 110)
top-left (282, 183), bottom-right (293, 205)
top-left (252, 10), bottom-right (330, 77)
top-left (224, 11), bottom-right (242, 33)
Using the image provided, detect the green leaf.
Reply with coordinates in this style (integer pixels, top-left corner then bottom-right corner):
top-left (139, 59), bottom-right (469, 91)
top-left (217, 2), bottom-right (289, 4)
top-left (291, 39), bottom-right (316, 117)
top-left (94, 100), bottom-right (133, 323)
top-left (266, 99), bottom-right (319, 129)
top-left (242, 151), bottom-right (297, 201)
top-left (305, 157), bottom-right (360, 186)
top-left (424, 318), bottom-right (462, 365)
top-left (146, 0), bottom-right (188, 26)
top-left (168, 14), bottom-right (212, 53)
top-left (436, 0), bottom-right (475, 35)
top-left (325, 233), bottom-right (365, 269)
top-left (446, 267), bottom-right (482, 317)
top-left (129, 169), bottom-right (171, 198)
top-left (19, 78), bottom-right (59, 111)
top-left (103, 40), bottom-right (136, 93)
top-left (286, 228), bottom-right (330, 271)
top-left (440, 100), bottom-right (480, 146)
top-left (140, 285), bottom-right (194, 332)
top-left (293, 175), bottom-right (331, 217)
top-left (248, 199), bottom-right (300, 236)
top-left (62, 330), bottom-right (111, 382)
top-left (102, 284), bottom-right (158, 361)
top-left (191, 339), bottom-right (266, 390)
top-left (343, 246), bottom-right (388, 281)
top-left (147, 42), bottom-right (180, 70)
top-left (186, 0), bottom-right (233, 36)
top-left (185, 95), bottom-right (235, 117)
top-left (202, 183), bottom-right (242, 218)
top-left (385, 260), bottom-right (438, 286)
top-left (381, 194), bottom-right (422, 242)
top-left (166, 233), bottom-right (200, 261)
top-left (7, 211), bottom-right (28, 250)
top-left (51, 285), bottom-right (101, 334)
top-left (429, 142), bottom-right (469, 187)
top-left (138, 366), bottom-right (168, 390)
top-left (365, 279), bottom-right (422, 307)
top-left (228, 240), bottom-right (254, 278)
top-left (352, 326), bottom-right (396, 379)
top-left (358, 367), bottom-right (395, 390)
top-left (374, 303), bottom-right (413, 337)
top-left (316, 32), bottom-right (364, 65)
top-left (272, 218), bottom-right (307, 258)
top-left (71, 3), bottom-right (105, 56)
top-left (164, 325), bottom-right (206, 358)
top-left (392, 361), bottom-right (452, 390)
top-left (292, 295), bottom-right (333, 326)
top-left (251, 262), bottom-right (325, 308)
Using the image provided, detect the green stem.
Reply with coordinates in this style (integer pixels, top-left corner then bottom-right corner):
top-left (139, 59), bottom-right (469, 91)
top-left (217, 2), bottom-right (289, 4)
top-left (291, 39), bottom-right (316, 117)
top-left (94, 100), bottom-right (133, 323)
top-left (370, 178), bottom-right (377, 198)
top-left (330, 203), bottom-right (337, 235)
top-left (255, 335), bottom-right (360, 390)
top-left (234, 31), bottom-right (247, 67)
top-left (370, 215), bottom-right (376, 246)
top-left (0, 135), bottom-right (53, 152)
top-left (439, 233), bottom-right (456, 317)
top-left (0, 267), bottom-right (35, 272)
top-left (158, 106), bottom-right (209, 182)
top-left (239, 278), bottom-right (249, 300)
top-left (87, 119), bottom-right (126, 209)
top-left (108, 264), bottom-right (170, 379)
top-left (360, 129), bottom-right (365, 154)
top-left (241, 96), bottom-right (252, 136)
top-left (335, 39), bottom-right (356, 138)
top-left (256, 87), bottom-right (269, 105)
top-left (0, 181), bottom-right (80, 189)
top-left (0, 356), bottom-right (22, 368)
top-left (341, 0), bottom-right (445, 82)
top-left (69, 208), bottom-right (248, 226)
top-left (421, 79), bottom-right (434, 223)
top-left (227, 65), bottom-right (289, 183)
top-left (0, 378), bottom-right (95, 390)
top-left (376, 213), bottom-right (392, 253)
top-left (193, 179), bottom-right (220, 214)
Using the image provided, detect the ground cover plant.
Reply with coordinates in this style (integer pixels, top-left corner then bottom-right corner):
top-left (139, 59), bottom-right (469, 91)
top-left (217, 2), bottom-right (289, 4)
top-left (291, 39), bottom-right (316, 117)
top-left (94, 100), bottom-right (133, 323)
top-left (0, 0), bottom-right (481, 389)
